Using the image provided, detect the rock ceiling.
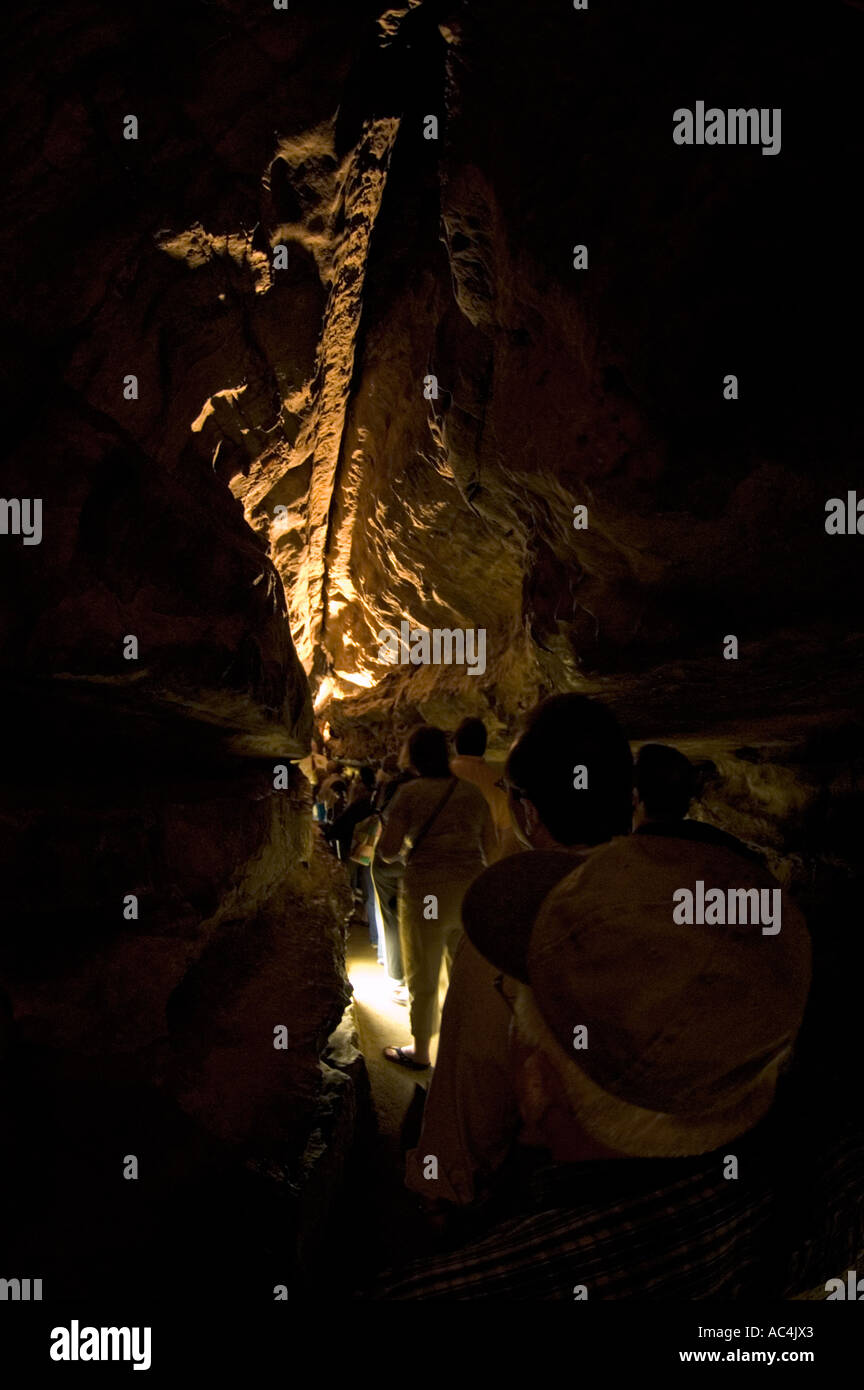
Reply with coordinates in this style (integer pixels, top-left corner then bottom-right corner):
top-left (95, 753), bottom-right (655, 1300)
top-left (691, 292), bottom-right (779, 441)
top-left (3, 0), bottom-right (862, 754)
top-left (222, 1), bottom-right (864, 744)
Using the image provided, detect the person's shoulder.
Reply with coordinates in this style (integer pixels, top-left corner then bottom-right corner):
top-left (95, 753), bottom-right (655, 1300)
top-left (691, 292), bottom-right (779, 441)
top-left (452, 783), bottom-right (488, 806)
top-left (454, 777), bottom-right (491, 812)
top-left (450, 757), bottom-right (476, 784)
top-left (581, 827), bottom-right (776, 891)
top-left (387, 778), bottom-right (419, 809)
top-left (635, 818), bottom-right (760, 855)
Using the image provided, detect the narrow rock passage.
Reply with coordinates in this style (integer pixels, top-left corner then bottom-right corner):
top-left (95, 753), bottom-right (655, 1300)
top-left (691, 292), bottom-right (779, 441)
top-left (342, 920), bottom-right (439, 1281)
top-left (346, 921), bottom-right (440, 1134)
top-left (3, 0), bottom-right (864, 1334)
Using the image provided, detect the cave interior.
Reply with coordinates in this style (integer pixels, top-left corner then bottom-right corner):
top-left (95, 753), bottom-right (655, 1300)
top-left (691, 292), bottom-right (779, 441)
top-left (1, 0), bottom-right (863, 1304)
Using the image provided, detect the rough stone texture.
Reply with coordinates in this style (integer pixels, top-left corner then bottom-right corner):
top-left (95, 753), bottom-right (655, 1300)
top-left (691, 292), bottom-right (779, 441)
top-left (0, 0), bottom-right (390, 1291)
top-left (11, 1), bottom-right (859, 739)
top-left (3, 2), bottom-right (863, 728)
top-left (2, 0), bottom-right (864, 1294)
top-left (271, 1), bottom-right (864, 734)
top-left (0, 703), bottom-right (357, 1291)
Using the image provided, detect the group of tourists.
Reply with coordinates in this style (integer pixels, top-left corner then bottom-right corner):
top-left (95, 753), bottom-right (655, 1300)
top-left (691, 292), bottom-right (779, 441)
top-left (302, 695), bottom-right (859, 1299)
top-left (308, 718), bottom-right (505, 1024)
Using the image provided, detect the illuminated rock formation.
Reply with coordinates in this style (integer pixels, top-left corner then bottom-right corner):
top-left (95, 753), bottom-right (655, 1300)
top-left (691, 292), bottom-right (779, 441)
top-left (1, 0), bottom-right (863, 1296)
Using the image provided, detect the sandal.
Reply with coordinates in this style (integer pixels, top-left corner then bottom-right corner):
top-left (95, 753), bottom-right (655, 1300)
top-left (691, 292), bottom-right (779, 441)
top-left (383, 1045), bottom-right (431, 1071)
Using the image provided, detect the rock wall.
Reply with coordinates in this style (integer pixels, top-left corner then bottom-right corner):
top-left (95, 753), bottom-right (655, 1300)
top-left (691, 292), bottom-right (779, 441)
top-left (0, 0), bottom-right (385, 1293)
top-left (11, 1), bottom-right (858, 740)
top-left (267, 1), bottom-right (864, 734)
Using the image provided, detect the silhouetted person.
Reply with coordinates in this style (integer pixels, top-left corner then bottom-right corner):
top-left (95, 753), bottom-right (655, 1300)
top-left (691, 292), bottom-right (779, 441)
top-left (377, 725), bottom-right (495, 1070)
top-left (633, 742), bottom-right (696, 828)
top-left (325, 765), bottom-right (376, 863)
top-left (318, 761), bottom-right (347, 822)
top-left (373, 753), bottom-right (400, 811)
top-left (371, 744), bottom-right (416, 999)
top-left (450, 717), bottom-right (511, 858)
top-left (405, 694), bottom-right (633, 1208)
top-left (633, 747), bottom-right (766, 864)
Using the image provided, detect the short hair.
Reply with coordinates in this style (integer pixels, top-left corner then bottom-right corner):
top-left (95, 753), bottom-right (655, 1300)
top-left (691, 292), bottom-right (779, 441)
top-left (454, 716), bottom-right (488, 756)
top-left (634, 743), bottom-right (695, 820)
top-left (408, 725), bottom-right (451, 779)
top-left (506, 694), bottom-right (632, 846)
top-left (358, 765), bottom-right (376, 791)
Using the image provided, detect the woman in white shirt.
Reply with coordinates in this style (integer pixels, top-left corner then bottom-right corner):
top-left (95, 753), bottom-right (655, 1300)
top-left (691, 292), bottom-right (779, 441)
top-left (377, 725), bottom-right (496, 1069)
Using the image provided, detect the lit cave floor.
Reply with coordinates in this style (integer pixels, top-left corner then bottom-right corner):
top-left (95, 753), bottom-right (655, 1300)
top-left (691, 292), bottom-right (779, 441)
top-left (342, 921), bottom-right (441, 1288)
top-left (345, 920), bottom-right (439, 1138)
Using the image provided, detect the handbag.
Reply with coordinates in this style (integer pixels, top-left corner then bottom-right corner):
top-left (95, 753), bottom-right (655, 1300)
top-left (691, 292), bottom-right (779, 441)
top-left (349, 814), bottom-right (383, 867)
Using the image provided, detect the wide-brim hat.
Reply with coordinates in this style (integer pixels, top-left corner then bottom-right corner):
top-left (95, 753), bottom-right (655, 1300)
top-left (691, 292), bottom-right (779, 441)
top-left (461, 849), bottom-right (586, 982)
top-left (462, 830), bottom-right (812, 1156)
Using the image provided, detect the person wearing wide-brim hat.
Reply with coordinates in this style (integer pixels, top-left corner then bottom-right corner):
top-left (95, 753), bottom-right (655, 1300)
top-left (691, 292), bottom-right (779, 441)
top-left (464, 827), bottom-right (811, 1161)
top-left (405, 692), bottom-right (635, 1206)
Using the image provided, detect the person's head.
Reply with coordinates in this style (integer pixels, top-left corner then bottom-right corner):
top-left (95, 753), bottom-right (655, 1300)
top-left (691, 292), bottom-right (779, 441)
top-left (382, 752), bottom-right (399, 774)
top-left (454, 716), bottom-right (488, 757)
top-left (358, 765), bottom-right (376, 792)
top-left (407, 725), bottom-right (451, 779)
top-left (504, 694), bottom-right (633, 849)
top-left (633, 743), bottom-right (696, 827)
